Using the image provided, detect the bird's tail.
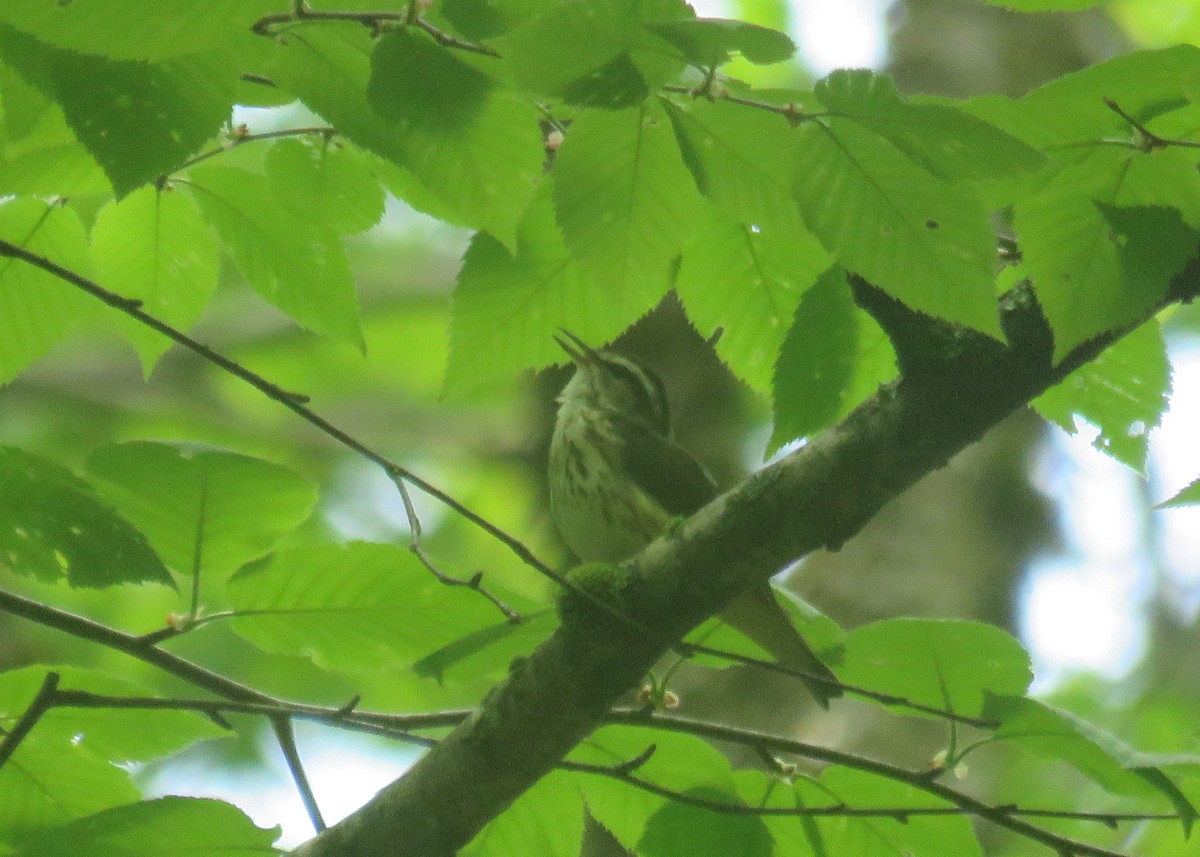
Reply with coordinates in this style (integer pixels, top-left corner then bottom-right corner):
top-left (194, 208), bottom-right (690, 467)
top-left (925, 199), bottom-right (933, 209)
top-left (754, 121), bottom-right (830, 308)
top-left (719, 585), bottom-right (842, 709)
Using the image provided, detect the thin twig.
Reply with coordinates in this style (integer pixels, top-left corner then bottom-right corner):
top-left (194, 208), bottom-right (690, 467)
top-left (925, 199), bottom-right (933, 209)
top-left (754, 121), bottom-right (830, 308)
top-left (251, 6), bottom-right (499, 57)
top-left (271, 716), bottom-right (326, 832)
top-left (0, 672), bottom-right (60, 771)
top-left (679, 642), bottom-right (998, 729)
top-left (1104, 97), bottom-right (1200, 152)
top-left (411, 17), bottom-right (500, 56)
top-left (382, 467), bottom-right (520, 622)
top-left (48, 687), bottom-right (468, 735)
top-left (164, 125), bottom-right (336, 180)
top-left (189, 470), bottom-right (209, 619)
top-left (662, 83), bottom-right (817, 126)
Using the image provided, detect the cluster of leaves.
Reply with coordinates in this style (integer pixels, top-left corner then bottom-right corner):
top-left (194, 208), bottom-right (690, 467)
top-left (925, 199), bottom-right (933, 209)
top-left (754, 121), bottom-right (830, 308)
top-left (2, 0), bottom-right (1199, 482)
top-left (1, 0), bottom-right (1200, 854)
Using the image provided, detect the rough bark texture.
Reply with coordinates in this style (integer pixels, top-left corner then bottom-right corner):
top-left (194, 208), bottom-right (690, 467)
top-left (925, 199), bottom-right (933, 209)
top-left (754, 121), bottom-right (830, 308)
top-left (291, 266), bottom-right (1200, 857)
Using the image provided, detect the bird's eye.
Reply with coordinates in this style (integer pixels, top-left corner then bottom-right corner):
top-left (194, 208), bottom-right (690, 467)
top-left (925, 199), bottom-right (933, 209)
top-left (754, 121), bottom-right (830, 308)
top-left (601, 356), bottom-right (670, 433)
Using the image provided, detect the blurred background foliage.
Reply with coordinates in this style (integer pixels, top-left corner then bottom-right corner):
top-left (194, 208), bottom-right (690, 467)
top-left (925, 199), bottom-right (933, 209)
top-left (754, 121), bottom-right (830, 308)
top-left (3, 0), bottom-right (1200, 849)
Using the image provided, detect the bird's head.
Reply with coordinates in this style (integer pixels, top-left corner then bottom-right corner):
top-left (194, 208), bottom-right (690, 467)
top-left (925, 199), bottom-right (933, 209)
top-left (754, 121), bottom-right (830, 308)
top-left (554, 330), bottom-right (671, 436)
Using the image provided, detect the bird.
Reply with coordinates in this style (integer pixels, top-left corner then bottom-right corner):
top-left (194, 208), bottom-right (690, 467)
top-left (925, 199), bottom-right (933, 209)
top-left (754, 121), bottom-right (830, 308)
top-left (548, 330), bottom-right (840, 707)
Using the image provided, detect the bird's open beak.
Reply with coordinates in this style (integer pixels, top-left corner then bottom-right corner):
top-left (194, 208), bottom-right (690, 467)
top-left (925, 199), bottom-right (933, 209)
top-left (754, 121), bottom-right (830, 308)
top-left (554, 329), bottom-right (599, 366)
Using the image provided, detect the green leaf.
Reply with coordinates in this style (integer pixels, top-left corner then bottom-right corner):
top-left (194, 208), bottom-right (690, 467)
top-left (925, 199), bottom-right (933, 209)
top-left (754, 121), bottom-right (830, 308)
top-left (494, 0), bottom-right (686, 107)
top-left (574, 725), bottom-right (737, 848)
top-left (0, 729), bottom-right (139, 841)
top-left (987, 694), bottom-right (1200, 826)
top-left (264, 138), bottom-right (386, 235)
top-left (814, 69), bottom-right (1045, 180)
top-left (0, 666), bottom-right (226, 765)
top-left (770, 265), bottom-right (859, 450)
top-left (445, 183), bottom-right (662, 397)
top-left (1158, 477), bottom-right (1200, 508)
top-left (273, 24), bottom-right (541, 247)
top-left (441, 0), bottom-right (558, 40)
top-left (838, 618), bottom-right (1032, 717)
top-left (792, 119), bottom-right (1002, 337)
top-left (1034, 320), bottom-right (1170, 472)
top-left (85, 441), bottom-right (318, 582)
top-left (645, 18), bottom-right (794, 67)
top-left (89, 186), bottom-right (220, 372)
top-left (225, 543), bottom-right (525, 673)
top-left (368, 28), bottom-right (494, 130)
top-left (0, 26), bottom-right (235, 197)
top-left (1015, 151), bottom-right (1200, 360)
top-left (0, 58), bottom-right (45, 139)
top-left (8, 797), bottom-right (280, 857)
top-left (0, 64), bottom-right (109, 196)
top-left (0, 198), bottom-right (96, 382)
top-left (553, 102), bottom-right (702, 301)
top-left (186, 164), bottom-right (363, 346)
top-left (560, 52), bottom-right (652, 110)
top-left (676, 205), bottom-right (829, 396)
top-left (662, 97), bottom-right (803, 234)
top-left (837, 306), bottom-right (898, 421)
top-left (463, 772), bottom-right (583, 857)
top-left (0, 447), bottom-right (172, 588)
top-left (460, 768), bottom-right (583, 854)
top-left (1115, 147), bottom-right (1200, 230)
top-left (972, 46), bottom-right (1200, 149)
top-left (0, 1), bottom-right (279, 62)
top-left (581, 805), bottom-right (636, 857)
top-left (413, 610), bottom-right (558, 684)
top-left (789, 768), bottom-right (983, 857)
top-left (639, 788), bottom-right (771, 857)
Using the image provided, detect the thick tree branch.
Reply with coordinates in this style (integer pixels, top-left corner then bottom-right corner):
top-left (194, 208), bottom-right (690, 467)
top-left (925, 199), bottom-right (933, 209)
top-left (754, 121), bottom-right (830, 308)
top-left (289, 259), bottom-right (1200, 857)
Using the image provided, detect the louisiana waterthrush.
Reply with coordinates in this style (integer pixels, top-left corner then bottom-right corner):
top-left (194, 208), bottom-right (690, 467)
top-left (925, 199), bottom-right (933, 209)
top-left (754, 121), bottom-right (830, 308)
top-left (549, 331), bottom-right (839, 707)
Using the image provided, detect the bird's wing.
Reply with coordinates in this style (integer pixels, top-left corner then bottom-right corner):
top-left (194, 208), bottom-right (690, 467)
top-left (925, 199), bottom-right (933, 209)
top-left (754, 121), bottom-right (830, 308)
top-left (616, 414), bottom-right (719, 515)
